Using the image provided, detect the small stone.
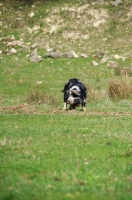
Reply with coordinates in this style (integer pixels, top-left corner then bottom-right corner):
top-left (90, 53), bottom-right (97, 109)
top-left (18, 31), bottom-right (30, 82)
top-left (96, 51), bottom-right (105, 58)
top-left (28, 11), bottom-right (35, 18)
top-left (100, 55), bottom-right (109, 64)
top-left (81, 53), bottom-right (88, 58)
top-left (7, 40), bottom-right (23, 47)
top-left (71, 51), bottom-right (79, 58)
top-left (107, 60), bottom-right (118, 68)
top-left (44, 52), bottom-right (62, 58)
top-left (36, 81), bottom-right (43, 85)
top-left (30, 48), bottom-right (42, 62)
top-left (32, 25), bottom-right (40, 31)
top-left (20, 44), bottom-right (30, 51)
top-left (46, 48), bottom-right (53, 52)
top-left (111, 0), bottom-right (122, 7)
top-left (10, 48), bottom-right (17, 54)
top-left (91, 60), bottom-right (99, 66)
top-left (10, 35), bottom-right (15, 40)
top-left (27, 27), bottom-right (33, 34)
top-left (114, 54), bottom-right (121, 59)
top-left (63, 52), bottom-right (74, 58)
top-left (63, 51), bottom-right (78, 58)
top-left (30, 44), bottom-right (37, 50)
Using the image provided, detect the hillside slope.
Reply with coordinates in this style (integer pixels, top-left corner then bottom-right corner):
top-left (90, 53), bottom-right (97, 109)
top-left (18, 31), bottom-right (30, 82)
top-left (0, 0), bottom-right (132, 56)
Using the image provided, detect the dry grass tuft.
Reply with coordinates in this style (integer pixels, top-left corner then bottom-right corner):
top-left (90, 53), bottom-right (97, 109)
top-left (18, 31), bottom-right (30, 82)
top-left (27, 85), bottom-right (59, 107)
top-left (114, 66), bottom-right (132, 76)
top-left (86, 85), bottom-right (104, 102)
top-left (108, 78), bottom-right (132, 101)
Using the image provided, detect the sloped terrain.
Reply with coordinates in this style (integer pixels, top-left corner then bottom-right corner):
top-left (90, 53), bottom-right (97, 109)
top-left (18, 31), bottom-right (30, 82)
top-left (0, 0), bottom-right (132, 55)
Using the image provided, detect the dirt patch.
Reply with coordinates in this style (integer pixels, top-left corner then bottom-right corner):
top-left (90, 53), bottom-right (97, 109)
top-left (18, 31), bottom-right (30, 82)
top-left (0, 103), bottom-right (37, 114)
top-left (1, 104), bottom-right (132, 116)
top-left (32, 4), bottom-right (110, 50)
top-left (51, 109), bottom-right (132, 117)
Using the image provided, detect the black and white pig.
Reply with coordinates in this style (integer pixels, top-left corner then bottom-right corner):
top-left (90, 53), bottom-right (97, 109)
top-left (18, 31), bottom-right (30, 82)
top-left (62, 78), bottom-right (87, 111)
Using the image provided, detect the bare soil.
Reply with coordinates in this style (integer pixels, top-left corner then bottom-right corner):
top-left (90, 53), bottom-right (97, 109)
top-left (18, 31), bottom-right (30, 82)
top-left (1, 103), bottom-right (132, 116)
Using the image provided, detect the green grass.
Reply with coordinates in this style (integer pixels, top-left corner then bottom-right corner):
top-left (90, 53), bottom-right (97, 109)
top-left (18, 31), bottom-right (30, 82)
top-left (0, 114), bottom-right (132, 200)
top-left (0, 52), bottom-right (132, 112)
top-left (0, 0), bottom-right (132, 199)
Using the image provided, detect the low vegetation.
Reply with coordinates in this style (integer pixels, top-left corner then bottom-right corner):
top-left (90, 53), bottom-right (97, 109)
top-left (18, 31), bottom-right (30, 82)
top-left (108, 77), bottom-right (132, 101)
top-left (0, 0), bottom-right (132, 200)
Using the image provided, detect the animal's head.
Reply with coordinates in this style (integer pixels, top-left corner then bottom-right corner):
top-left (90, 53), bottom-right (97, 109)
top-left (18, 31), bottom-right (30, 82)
top-left (66, 89), bottom-right (81, 105)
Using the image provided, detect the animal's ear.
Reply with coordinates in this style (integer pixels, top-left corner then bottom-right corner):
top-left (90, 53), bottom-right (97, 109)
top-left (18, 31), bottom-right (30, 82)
top-left (62, 90), bottom-right (64, 93)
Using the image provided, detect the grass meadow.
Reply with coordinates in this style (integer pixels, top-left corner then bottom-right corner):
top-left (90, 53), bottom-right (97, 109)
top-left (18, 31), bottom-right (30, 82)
top-left (0, 52), bottom-right (132, 200)
top-left (0, 114), bottom-right (132, 200)
top-left (0, 0), bottom-right (132, 199)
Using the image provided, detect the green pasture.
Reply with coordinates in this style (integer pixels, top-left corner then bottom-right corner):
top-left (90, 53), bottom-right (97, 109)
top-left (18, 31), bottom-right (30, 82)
top-left (0, 0), bottom-right (132, 199)
top-left (0, 53), bottom-right (132, 199)
top-left (0, 114), bottom-right (132, 200)
top-left (0, 52), bottom-right (132, 112)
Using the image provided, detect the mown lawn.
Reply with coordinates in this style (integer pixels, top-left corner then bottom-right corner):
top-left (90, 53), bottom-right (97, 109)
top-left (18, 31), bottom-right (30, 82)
top-left (0, 114), bottom-right (132, 200)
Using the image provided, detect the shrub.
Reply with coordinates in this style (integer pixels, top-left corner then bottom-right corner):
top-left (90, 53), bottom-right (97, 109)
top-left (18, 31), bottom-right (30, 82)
top-left (27, 84), bottom-right (59, 107)
top-left (86, 85), bottom-right (103, 102)
top-left (108, 78), bottom-right (132, 101)
top-left (114, 66), bottom-right (132, 76)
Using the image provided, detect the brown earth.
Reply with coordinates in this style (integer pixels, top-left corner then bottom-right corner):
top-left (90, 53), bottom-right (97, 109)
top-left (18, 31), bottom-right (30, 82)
top-left (1, 103), bottom-right (132, 116)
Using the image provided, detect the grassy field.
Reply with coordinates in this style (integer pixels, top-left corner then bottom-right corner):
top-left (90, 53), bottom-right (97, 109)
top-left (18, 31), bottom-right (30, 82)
top-left (1, 53), bottom-right (132, 200)
top-left (0, 114), bottom-right (132, 200)
top-left (0, 0), bottom-right (132, 199)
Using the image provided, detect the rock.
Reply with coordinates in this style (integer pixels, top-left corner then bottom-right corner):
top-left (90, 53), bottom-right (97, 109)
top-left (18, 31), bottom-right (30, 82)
top-left (30, 48), bottom-right (42, 62)
top-left (118, 10), bottom-right (122, 17)
top-left (63, 51), bottom-right (78, 58)
top-left (81, 53), bottom-right (88, 58)
top-left (100, 55), bottom-right (109, 64)
top-left (92, 0), bottom-right (104, 5)
top-left (63, 52), bottom-right (74, 58)
top-left (44, 52), bottom-right (62, 58)
top-left (71, 51), bottom-right (79, 58)
top-left (10, 48), bottom-right (17, 54)
top-left (111, 0), bottom-right (122, 7)
top-left (7, 40), bottom-right (23, 47)
top-left (32, 25), bottom-right (40, 31)
top-left (36, 55), bottom-right (42, 62)
top-left (46, 47), bottom-right (53, 52)
top-left (98, 0), bottom-right (104, 4)
top-left (107, 60), bottom-right (118, 68)
top-left (20, 44), bottom-right (30, 51)
top-left (36, 81), bottom-right (43, 85)
top-left (43, 51), bottom-right (79, 59)
top-left (10, 35), bottom-right (15, 40)
top-left (4, 35), bottom-right (15, 42)
top-left (96, 51), bottom-right (105, 58)
top-left (114, 54), bottom-right (121, 59)
top-left (30, 44), bottom-right (37, 50)
top-left (91, 61), bottom-right (99, 66)
top-left (27, 27), bottom-right (33, 34)
top-left (114, 54), bottom-right (126, 61)
top-left (28, 11), bottom-right (35, 18)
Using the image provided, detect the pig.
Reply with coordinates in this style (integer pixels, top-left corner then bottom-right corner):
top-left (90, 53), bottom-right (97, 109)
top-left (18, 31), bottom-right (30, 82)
top-left (62, 78), bottom-right (87, 111)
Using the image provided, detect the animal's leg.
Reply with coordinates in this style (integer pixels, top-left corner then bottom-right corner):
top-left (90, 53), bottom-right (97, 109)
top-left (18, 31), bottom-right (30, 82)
top-left (63, 102), bottom-right (67, 111)
top-left (82, 100), bottom-right (86, 111)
